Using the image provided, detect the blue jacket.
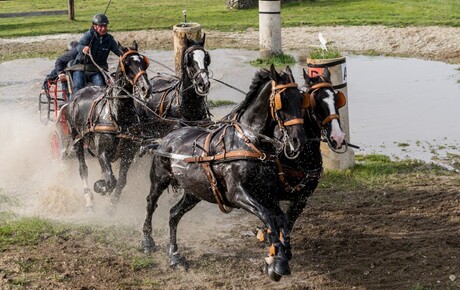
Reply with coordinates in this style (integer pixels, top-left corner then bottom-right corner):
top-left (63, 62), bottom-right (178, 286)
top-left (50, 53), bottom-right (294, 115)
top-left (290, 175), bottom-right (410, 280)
top-left (75, 27), bottom-right (120, 70)
top-left (46, 47), bottom-right (78, 80)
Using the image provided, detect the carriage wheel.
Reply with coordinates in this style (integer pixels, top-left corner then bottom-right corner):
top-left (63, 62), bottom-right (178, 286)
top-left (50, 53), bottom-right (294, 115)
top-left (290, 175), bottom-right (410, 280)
top-left (51, 130), bottom-right (62, 160)
top-left (38, 90), bottom-right (51, 125)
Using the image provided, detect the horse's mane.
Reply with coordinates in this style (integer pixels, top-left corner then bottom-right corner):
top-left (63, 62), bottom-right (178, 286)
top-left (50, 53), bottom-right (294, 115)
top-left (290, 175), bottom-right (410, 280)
top-left (223, 69), bottom-right (271, 120)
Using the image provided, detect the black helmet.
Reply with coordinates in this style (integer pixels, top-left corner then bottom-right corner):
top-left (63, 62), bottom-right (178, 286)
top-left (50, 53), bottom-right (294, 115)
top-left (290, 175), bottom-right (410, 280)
top-left (92, 13), bottom-right (109, 25)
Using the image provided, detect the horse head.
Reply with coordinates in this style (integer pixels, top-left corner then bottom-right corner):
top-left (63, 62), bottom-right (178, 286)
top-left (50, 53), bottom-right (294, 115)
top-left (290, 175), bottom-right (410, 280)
top-left (182, 33), bottom-right (211, 96)
top-left (303, 67), bottom-right (346, 150)
top-left (116, 41), bottom-right (152, 100)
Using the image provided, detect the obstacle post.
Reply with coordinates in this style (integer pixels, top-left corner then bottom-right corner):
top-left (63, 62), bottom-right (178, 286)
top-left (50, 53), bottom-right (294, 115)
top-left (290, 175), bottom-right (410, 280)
top-left (259, 0), bottom-right (282, 58)
top-left (173, 11), bottom-right (202, 77)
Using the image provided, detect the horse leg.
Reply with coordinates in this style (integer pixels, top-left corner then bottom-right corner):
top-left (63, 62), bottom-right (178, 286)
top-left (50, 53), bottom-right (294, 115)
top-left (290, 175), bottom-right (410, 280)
top-left (94, 136), bottom-right (117, 195)
top-left (109, 141), bottom-right (136, 206)
top-left (141, 158), bottom-right (171, 253)
top-left (75, 139), bottom-right (93, 210)
top-left (168, 193), bottom-right (201, 269)
top-left (228, 184), bottom-right (291, 281)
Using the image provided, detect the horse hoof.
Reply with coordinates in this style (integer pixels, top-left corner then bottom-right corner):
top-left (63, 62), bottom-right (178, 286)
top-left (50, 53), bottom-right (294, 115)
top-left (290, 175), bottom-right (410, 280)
top-left (264, 262), bottom-right (282, 282)
top-left (94, 180), bottom-right (108, 195)
top-left (273, 258), bottom-right (291, 276)
top-left (169, 254), bottom-right (188, 270)
top-left (141, 237), bottom-right (156, 253)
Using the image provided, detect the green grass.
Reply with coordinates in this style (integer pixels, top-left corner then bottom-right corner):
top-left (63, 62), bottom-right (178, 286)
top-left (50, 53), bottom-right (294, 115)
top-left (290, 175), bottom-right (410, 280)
top-left (0, 216), bottom-right (62, 250)
top-left (319, 154), bottom-right (449, 191)
top-left (308, 48), bottom-right (342, 59)
top-left (0, 0), bottom-right (458, 38)
top-left (250, 53), bottom-right (296, 67)
top-left (208, 99), bottom-right (237, 107)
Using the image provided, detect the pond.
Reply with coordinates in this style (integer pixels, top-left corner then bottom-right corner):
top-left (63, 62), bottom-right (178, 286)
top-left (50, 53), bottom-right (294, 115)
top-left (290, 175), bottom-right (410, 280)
top-left (1, 49), bottom-right (459, 168)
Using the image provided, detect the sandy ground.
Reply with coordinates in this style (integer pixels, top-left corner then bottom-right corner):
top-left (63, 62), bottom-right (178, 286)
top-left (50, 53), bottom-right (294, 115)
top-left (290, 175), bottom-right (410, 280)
top-left (1, 25), bottom-right (460, 64)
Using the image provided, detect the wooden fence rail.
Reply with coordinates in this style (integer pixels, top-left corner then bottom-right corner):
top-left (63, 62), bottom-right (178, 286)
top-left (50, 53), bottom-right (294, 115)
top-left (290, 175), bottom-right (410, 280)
top-left (0, 1), bottom-right (74, 20)
top-left (0, 10), bottom-right (68, 19)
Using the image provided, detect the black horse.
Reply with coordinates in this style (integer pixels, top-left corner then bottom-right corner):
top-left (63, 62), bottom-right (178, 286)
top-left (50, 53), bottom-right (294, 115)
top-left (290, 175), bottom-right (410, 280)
top-left (64, 41), bottom-right (152, 210)
top-left (141, 65), bottom-right (307, 281)
top-left (137, 34), bottom-right (212, 142)
top-left (257, 67), bottom-right (347, 259)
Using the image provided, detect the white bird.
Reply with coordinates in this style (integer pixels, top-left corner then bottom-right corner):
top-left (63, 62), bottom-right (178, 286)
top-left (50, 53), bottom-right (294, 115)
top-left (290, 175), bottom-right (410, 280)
top-left (318, 32), bottom-right (328, 51)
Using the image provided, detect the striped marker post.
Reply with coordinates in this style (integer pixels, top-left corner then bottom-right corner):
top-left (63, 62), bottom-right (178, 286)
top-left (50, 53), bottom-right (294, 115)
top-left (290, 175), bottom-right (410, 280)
top-left (259, 0), bottom-right (282, 58)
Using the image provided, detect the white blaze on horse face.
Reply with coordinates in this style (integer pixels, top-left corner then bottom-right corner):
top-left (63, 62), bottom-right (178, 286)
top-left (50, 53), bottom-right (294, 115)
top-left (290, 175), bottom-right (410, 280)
top-left (324, 90), bottom-right (345, 147)
top-left (193, 51), bottom-right (209, 78)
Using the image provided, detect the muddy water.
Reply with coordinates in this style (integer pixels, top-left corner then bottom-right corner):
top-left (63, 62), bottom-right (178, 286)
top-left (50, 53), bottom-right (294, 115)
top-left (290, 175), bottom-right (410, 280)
top-left (0, 50), bottom-right (458, 230)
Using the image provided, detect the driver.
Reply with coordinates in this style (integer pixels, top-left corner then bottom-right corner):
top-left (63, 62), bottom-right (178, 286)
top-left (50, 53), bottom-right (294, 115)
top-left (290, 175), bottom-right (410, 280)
top-left (70, 13), bottom-right (121, 93)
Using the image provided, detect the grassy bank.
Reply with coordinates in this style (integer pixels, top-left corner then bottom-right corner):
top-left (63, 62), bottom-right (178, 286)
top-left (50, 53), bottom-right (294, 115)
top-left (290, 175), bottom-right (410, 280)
top-left (0, 0), bottom-right (458, 38)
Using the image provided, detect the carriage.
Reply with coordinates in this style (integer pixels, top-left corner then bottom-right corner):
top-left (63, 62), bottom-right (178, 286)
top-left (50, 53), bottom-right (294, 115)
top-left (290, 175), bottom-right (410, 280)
top-left (38, 75), bottom-right (73, 159)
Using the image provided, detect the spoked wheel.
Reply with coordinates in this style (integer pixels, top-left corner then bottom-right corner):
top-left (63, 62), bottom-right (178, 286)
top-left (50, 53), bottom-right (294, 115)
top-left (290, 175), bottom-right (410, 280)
top-left (50, 127), bottom-right (73, 160)
top-left (38, 89), bottom-right (52, 125)
top-left (51, 130), bottom-right (62, 160)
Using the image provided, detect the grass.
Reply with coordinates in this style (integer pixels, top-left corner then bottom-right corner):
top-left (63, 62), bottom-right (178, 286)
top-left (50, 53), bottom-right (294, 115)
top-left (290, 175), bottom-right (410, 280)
top-left (0, 0), bottom-right (458, 38)
top-left (319, 153), bottom-right (450, 191)
top-left (0, 216), bottom-right (61, 250)
top-left (208, 99), bottom-right (237, 107)
top-left (250, 53), bottom-right (296, 67)
top-left (308, 48), bottom-right (342, 59)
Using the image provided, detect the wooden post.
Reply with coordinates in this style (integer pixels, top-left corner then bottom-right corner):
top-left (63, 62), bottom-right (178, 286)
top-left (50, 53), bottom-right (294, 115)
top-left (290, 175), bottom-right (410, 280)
top-left (307, 56), bottom-right (355, 170)
top-left (172, 23), bottom-right (202, 77)
top-left (259, 0), bottom-right (282, 58)
top-left (68, 0), bottom-right (75, 21)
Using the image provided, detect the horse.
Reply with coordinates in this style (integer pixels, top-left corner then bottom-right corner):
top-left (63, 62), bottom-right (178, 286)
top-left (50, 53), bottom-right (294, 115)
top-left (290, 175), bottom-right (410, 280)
top-left (140, 65), bottom-right (308, 281)
top-left (64, 41), bottom-right (152, 210)
top-left (257, 67), bottom-right (348, 260)
top-left (137, 33), bottom-right (212, 143)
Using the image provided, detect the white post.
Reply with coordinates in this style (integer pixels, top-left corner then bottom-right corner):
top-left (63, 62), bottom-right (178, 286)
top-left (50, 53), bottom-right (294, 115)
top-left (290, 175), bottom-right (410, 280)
top-left (259, 0), bottom-right (282, 58)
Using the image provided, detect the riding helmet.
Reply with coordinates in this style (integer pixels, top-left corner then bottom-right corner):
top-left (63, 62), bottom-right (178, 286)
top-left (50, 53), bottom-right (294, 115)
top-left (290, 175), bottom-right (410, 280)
top-left (92, 13), bottom-right (109, 25)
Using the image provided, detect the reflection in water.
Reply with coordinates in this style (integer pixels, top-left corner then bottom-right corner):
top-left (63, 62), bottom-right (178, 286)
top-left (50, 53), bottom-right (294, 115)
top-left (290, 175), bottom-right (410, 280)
top-left (1, 50), bottom-right (459, 167)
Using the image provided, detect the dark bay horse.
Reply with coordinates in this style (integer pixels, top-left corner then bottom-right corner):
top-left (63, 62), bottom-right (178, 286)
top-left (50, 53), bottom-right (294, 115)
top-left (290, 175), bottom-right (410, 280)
top-left (137, 34), bottom-right (211, 142)
top-left (141, 65), bottom-right (307, 281)
top-left (64, 41), bottom-right (152, 210)
top-left (258, 67), bottom-right (347, 259)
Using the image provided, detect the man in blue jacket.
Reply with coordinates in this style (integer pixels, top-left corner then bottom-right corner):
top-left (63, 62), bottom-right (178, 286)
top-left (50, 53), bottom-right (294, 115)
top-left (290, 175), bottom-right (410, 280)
top-left (71, 13), bottom-right (121, 93)
top-left (43, 41), bottom-right (78, 100)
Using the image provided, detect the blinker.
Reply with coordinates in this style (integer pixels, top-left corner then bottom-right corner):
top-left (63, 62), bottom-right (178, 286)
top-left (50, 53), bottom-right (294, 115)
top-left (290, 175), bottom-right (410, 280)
top-left (335, 90), bottom-right (346, 109)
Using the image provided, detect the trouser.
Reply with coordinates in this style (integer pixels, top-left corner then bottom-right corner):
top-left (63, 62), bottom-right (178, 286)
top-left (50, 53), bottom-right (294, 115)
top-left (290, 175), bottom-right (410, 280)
top-left (72, 70), bottom-right (105, 93)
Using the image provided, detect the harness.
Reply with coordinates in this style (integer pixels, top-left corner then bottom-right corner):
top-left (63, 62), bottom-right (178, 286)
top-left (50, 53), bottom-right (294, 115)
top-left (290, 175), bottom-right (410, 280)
top-left (163, 80), bottom-right (304, 213)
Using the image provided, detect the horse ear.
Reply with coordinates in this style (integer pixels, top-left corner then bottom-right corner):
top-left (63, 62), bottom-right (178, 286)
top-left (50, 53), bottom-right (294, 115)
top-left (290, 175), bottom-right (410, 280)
top-left (285, 66), bottom-right (295, 83)
top-left (185, 37), bottom-right (192, 47)
top-left (323, 67), bottom-right (331, 81)
top-left (270, 64), bottom-right (280, 81)
top-left (200, 33), bottom-right (206, 46)
top-left (130, 40), bottom-right (138, 51)
top-left (117, 41), bottom-right (126, 55)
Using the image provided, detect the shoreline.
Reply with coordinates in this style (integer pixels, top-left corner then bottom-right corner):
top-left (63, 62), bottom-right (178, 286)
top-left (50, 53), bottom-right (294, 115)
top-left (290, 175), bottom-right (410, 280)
top-left (1, 25), bottom-right (459, 64)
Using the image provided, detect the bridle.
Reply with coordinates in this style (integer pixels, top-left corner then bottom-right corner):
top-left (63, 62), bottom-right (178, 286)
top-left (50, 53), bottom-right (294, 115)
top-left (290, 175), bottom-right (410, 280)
top-left (119, 49), bottom-right (150, 87)
top-left (183, 45), bottom-right (210, 96)
top-left (269, 80), bottom-right (307, 159)
top-left (303, 82), bottom-right (346, 126)
top-left (270, 81), bottom-right (305, 129)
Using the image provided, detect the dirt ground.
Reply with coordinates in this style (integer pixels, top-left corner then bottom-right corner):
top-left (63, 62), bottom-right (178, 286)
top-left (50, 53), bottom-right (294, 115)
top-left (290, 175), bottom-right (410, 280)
top-left (0, 168), bottom-right (459, 289)
top-left (1, 25), bottom-right (460, 64)
top-left (0, 26), bottom-right (459, 289)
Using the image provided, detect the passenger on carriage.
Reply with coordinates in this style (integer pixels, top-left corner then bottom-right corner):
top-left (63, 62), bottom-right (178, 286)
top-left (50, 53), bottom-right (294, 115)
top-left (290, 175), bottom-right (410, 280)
top-left (43, 40), bottom-right (78, 99)
top-left (68, 13), bottom-right (121, 94)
